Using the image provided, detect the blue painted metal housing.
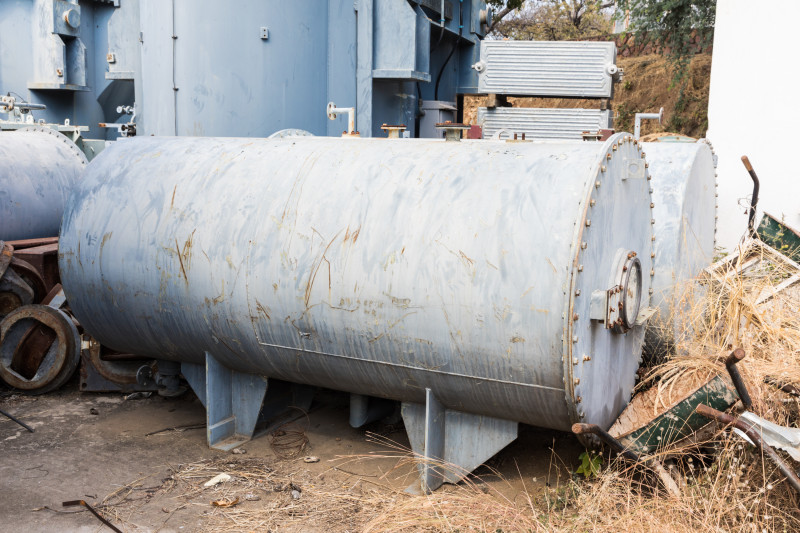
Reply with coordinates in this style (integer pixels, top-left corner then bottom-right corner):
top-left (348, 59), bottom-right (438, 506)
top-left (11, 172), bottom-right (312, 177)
top-left (0, 0), bottom-right (486, 139)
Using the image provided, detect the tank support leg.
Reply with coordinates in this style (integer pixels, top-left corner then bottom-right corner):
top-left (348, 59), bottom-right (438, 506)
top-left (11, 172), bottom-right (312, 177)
top-left (180, 353), bottom-right (268, 451)
top-left (349, 393), bottom-right (396, 428)
top-left (402, 388), bottom-right (518, 493)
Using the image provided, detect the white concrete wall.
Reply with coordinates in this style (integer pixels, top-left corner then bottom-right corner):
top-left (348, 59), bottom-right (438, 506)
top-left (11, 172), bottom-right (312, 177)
top-left (707, 0), bottom-right (800, 250)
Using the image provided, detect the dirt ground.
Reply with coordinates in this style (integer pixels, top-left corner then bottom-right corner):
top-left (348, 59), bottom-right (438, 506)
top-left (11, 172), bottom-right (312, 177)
top-left (0, 379), bottom-right (582, 532)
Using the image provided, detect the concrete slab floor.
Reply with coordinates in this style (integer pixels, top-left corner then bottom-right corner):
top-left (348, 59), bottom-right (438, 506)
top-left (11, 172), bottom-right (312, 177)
top-left (0, 380), bottom-right (583, 532)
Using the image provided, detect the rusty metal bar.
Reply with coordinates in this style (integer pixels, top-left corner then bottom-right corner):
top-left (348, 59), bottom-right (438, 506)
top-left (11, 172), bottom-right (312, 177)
top-left (0, 407), bottom-right (34, 433)
top-left (696, 403), bottom-right (800, 498)
top-left (572, 422), bottom-right (681, 497)
top-left (741, 156), bottom-right (760, 236)
top-left (724, 347), bottom-right (752, 409)
top-left (62, 500), bottom-right (123, 533)
top-left (572, 423), bottom-right (641, 462)
top-left (5, 237), bottom-right (59, 249)
top-left (765, 376), bottom-right (800, 398)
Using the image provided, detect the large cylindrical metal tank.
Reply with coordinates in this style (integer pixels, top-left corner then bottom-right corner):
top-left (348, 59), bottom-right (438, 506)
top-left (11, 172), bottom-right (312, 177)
top-left (643, 140), bottom-right (716, 357)
top-left (59, 133), bottom-right (654, 430)
top-left (0, 127), bottom-right (87, 240)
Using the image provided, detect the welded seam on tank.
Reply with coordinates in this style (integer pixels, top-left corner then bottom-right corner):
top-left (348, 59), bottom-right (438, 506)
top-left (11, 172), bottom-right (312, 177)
top-left (255, 341), bottom-right (563, 392)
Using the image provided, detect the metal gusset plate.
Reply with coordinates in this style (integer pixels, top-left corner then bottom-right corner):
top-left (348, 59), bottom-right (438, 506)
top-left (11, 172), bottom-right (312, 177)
top-left (0, 305), bottom-right (81, 394)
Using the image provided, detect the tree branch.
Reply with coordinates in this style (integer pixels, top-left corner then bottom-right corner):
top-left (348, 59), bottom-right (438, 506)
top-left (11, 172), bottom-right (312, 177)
top-left (487, 5), bottom-right (514, 33)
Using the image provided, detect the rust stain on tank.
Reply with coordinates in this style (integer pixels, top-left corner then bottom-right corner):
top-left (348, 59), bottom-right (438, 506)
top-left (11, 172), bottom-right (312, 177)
top-left (175, 238), bottom-right (188, 283)
top-left (343, 225), bottom-right (361, 245)
top-left (304, 230), bottom-right (341, 308)
top-left (255, 299), bottom-right (271, 321)
top-left (99, 232), bottom-right (113, 262)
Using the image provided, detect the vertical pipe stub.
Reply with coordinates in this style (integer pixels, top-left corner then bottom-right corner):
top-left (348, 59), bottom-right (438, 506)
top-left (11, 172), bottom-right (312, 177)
top-left (326, 102), bottom-right (357, 137)
top-left (380, 124), bottom-right (407, 139)
top-left (435, 121), bottom-right (470, 141)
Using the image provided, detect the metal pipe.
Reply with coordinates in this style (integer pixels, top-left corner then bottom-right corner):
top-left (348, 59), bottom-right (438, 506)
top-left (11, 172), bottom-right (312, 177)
top-left (634, 107), bottom-right (663, 140)
top-left (696, 404), bottom-right (800, 498)
top-left (326, 102), bottom-right (356, 135)
top-left (741, 156), bottom-right (760, 236)
top-left (0, 96), bottom-right (46, 112)
top-left (724, 347), bottom-right (752, 409)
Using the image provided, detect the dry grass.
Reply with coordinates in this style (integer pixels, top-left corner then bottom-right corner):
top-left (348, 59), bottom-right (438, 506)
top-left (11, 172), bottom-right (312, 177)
top-left (97, 240), bottom-right (800, 532)
top-left (365, 239), bottom-right (800, 532)
top-left (651, 240), bottom-right (800, 413)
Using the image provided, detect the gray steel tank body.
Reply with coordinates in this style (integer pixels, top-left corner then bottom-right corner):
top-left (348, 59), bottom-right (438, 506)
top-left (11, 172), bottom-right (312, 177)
top-left (643, 141), bottom-right (716, 354)
top-left (59, 134), bottom-right (654, 431)
top-left (0, 127), bottom-right (87, 240)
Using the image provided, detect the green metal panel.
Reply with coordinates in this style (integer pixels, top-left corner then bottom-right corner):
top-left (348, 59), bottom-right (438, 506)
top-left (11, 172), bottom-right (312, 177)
top-left (757, 212), bottom-right (800, 263)
top-left (617, 374), bottom-right (739, 455)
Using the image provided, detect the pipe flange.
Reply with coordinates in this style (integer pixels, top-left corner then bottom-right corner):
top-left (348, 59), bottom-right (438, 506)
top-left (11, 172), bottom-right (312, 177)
top-left (268, 128), bottom-right (314, 139)
top-left (16, 125), bottom-right (88, 166)
top-left (611, 255), bottom-right (642, 334)
top-left (0, 305), bottom-right (80, 394)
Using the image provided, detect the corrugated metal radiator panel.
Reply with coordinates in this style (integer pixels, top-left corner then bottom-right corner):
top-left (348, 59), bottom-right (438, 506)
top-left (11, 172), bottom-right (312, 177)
top-left (476, 107), bottom-right (612, 140)
top-left (476, 41), bottom-right (617, 98)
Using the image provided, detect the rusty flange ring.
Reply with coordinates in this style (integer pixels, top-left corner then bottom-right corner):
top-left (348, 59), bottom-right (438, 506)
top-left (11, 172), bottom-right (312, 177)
top-left (0, 241), bottom-right (13, 278)
top-left (0, 268), bottom-right (35, 319)
top-left (9, 257), bottom-right (47, 303)
top-left (0, 305), bottom-right (80, 394)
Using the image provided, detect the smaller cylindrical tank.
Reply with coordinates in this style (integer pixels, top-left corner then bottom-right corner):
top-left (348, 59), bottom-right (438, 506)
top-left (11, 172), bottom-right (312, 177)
top-left (0, 127), bottom-right (87, 240)
top-left (644, 140), bottom-right (717, 358)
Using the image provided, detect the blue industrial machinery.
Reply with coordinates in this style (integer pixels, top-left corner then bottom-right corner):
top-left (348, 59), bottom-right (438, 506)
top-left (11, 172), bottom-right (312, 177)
top-left (1, 0), bottom-right (719, 496)
top-left (0, 0), bottom-right (489, 139)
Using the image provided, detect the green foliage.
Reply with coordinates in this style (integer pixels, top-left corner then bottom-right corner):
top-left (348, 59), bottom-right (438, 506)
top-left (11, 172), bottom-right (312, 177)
top-left (615, 102), bottom-right (634, 133)
top-left (487, 0), bottom-right (526, 10)
top-left (575, 451), bottom-right (602, 478)
top-left (492, 1), bottom-right (614, 40)
top-left (615, 0), bottom-right (716, 84)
